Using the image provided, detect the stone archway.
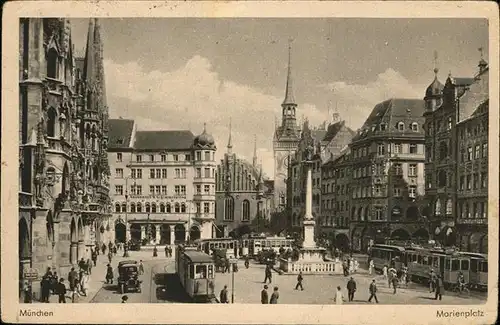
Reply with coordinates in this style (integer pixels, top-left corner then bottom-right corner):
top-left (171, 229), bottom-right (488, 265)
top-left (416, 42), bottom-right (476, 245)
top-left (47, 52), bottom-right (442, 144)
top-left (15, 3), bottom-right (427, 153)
top-left (335, 233), bottom-right (349, 252)
top-left (391, 228), bottom-right (411, 240)
top-left (130, 224), bottom-right (141, 242)
top-left (189, 225), bottom-right (201, 241)
top-left (160, 225), bottom-right (171, 245)
top-left (174, 224), bottom-right (186, 243)
top-left (412, 228), bottom-right (429, 241)
top-left (115, 222), bottom-right (126, 243)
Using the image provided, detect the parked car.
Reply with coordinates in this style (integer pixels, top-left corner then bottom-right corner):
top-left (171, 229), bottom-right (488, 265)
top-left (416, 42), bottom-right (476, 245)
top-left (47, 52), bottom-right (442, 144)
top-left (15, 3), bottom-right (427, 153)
top-left (117, 260), bottom-right (142, 294)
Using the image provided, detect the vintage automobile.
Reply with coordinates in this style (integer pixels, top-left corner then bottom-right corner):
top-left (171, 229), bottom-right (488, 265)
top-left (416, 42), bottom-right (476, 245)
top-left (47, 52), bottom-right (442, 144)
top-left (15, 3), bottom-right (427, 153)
top-left (117, 260), bottom-right (142, 294)
top-left (257, 248), bottom-right (277, 265)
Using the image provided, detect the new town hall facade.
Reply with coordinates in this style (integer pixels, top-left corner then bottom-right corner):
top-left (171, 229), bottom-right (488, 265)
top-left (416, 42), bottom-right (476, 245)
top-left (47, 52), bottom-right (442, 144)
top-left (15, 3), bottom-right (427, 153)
top-left (19, 18), bottom-right (111, 295)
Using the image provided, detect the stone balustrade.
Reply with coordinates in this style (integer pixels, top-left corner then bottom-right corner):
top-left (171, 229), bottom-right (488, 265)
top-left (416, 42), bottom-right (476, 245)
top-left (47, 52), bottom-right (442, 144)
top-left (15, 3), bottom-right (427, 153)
top-left (279, 258), bottom-right (342, 275)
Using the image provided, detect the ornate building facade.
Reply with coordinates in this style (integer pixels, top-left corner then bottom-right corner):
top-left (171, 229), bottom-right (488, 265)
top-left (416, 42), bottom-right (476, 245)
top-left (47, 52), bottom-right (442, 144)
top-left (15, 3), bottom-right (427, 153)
top-left (108, 120), bottom-right (216, 245)
top-left (215, 131), bottom-right (274, 237)
top-left (348, 99), bottom-right (427, 252)
top-left (19, 18), bottom-right (111, 296)
top-left (423, 56), bottom-right (489, 252)
top-left (273, 45), bottom-right (301, 213)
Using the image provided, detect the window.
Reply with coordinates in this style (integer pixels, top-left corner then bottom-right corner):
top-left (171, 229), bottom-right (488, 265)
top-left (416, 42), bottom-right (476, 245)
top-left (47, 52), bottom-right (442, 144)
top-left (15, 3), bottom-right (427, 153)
top-left (481, 172), bottom-right (487, 188)
top-left (174, 203), bottom-right (180, 213)
top-left (204, 151), bottom-right (211, 161)
top-left (156, 169), bottom-right (161, 179)
top-left (145, 203), bottom-right (150, 213)
top-left (173, 154), bottom-right (179, 161)
top-left (47, 108), bottom-right (57, 137)
top-left (162, 169), bottom-right (167, 178)
top-left (473, 173), bottom-right (479, 189)
top-left (466, 175), bottom-right (471, 190)
top-left (242, 200), bottom-right (250, 221)
top-left (224, 197), bottom-right (234, 220)
top-left (438, 170), bottom-right (447, 188)
top-left (180, 185), bottom-right (186, 195)
top-left (460, 176), bottom-right (465, 190)
top-left (196, 151), bottom-right (201, 161)
top-left (161, 185), bottom-right (167, 195)
top-left (115, 185), bottom-right (123, 195)
top-left (121, 203), bottom-right (127, 212)
top-left (150, 154), bottom-right (154, 162)
top-left (377, 143), bottom-right (385, 155)
top-left (166, 204), bottom-right (171, 213)
top-left (115, 168), bottom-right (123, 178)
top-left (161, 154), bottom-right (166, 162)
top-left (149, 185), bottom-right (155, 194)
top-left (460, 148), bottom-right (466, 162)
top-left (47, 48), bottom-right (58, 78)
top-left (204, 168), bottom-right (211, 178)
top-left (467, 147), bottom-right (473, 161)
top-left (426, 174), bottom-right (432, 189)
top-left (174, 168), bottom-right (180, 178)
top-left (117, 153), bottom-right (122, 162)
top-left (410, 123), bottom-right (418, 131)
top-left (160, 203), bottom-right (165, 213)
top-left (397, 122), bottom-right (404, 131)
top-left (482, 143), bottom-right (488, 157)
top-left (394, 187), bottom-right (402, 196)
top-left (374, 185), bottom-right (381, 196)
top-left (136, 186), bottom-right (142, 195)
top-left (115, 203), bottom-right (121, 212)
top-left (204, 185), bottom-right (210, 194)
top-left (394, 163), bottom-right (402, 175)
top-left (181, 168), bottom-right (186, 178)
top-left (196, 185), bottom-right (201, 194)
top-left (196, 168), bottom-right (201, 178)
top-left (409, 164), bottom-right (417, 177)
top-left (204, 202), bottom-right (210, 213)
top-left (175, 185), bottom-right (180, 196)
top-left (447, 117), bottom-right (452, 130)
top-left (131, 169), bottom-right (136, 179)
top-left (136, 155), bottom-right (142, 162)
top-left (409, 143), bottom-right (418, 154)
top-left (475, 145), bottom-right (481, 159)
top-left (446, 199), bottom-right (452, 215)
top-left (380, 123), bottom-right (387, 131)
top-left (185, 154), bottom-right (191, 161)
top-left (181, 203), bottom-right (186, 213)
top-left (137, 169), bottom-right (142, 179)
top-left (409, 186), bottom-right (417, 198)
top-left (375, 207), bottom-right (383, 220)
top-left (439, 142), bottom-right (448, 160)
top-left (394, 143), bottom-right (402, 154)
top-left (150, 169), bottom-right (155, 179)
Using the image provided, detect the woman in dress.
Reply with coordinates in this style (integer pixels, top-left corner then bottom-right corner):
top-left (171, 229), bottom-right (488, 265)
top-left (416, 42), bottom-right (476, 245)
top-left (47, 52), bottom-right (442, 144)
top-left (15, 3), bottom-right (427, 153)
top-left (334, 286), bottom-right (344, 305)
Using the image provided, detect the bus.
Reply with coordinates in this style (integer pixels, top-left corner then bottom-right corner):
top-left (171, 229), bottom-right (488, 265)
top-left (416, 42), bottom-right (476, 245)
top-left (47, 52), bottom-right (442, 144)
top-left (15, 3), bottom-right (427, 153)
top-left (175, 245), bottom-right (216, 302)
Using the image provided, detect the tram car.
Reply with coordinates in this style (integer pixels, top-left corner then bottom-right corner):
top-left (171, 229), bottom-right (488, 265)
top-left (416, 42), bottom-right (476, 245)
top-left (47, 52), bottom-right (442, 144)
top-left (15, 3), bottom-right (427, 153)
top-left (197, 238), bottom-right (238, 259)
top-left (368, 244), bottom-right (405, 271)
top-left (241, 236), bottom-right (294, 257)
top-left (457, 252), bottom-right (488, 290)
top-left (175, 245), bottom-right (216, 302)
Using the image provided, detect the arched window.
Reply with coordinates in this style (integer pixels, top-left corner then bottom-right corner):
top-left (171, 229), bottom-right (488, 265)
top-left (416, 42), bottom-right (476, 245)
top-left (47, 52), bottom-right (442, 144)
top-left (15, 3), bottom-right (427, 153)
top-left (47, 107), bottom-right (57, 137)
top-left (439, 142), bottom-right (448, 160)
top-left (151, 203), bottom-right (157, 213)
top-left (411, 122), bottom-right (419, 131)
top-left (160, 203), bottom-right (165, 213)
top-left (115, 203), bottom-right (121, 213)
top-left (121, 203), bottom-right (127, 212)
top-left (242, 200), bottom-right (250, 221)
top-left (136, 202), bottom-right (142, 213)
top-left (397, 122), bottom-right (405, 131)
top-left (181, 203), bottom-right (186, 213)
top-left (166, 203), bottom-right (171, 213)
top-left (224, 196), bottom-right (235, 221)
top-left (130, 203), bottom-right (136, 213)
top-left (47, 48), bottom-right (58, 79)
top-left (435, 199), bottom-right (442, 216)
top-left (438, 170), bottom-right (447, 188)
top-left (145, 203), bottom-right (150, 213)
top-left (175, 203), bottom-right (180, 213)
top-left (446, 199), bottom-right (453, 215)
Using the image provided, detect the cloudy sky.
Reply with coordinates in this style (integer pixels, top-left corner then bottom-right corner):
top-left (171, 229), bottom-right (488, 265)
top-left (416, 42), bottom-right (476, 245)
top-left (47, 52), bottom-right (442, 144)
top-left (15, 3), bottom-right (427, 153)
top-left (70, 18), bottom-right (488, 178)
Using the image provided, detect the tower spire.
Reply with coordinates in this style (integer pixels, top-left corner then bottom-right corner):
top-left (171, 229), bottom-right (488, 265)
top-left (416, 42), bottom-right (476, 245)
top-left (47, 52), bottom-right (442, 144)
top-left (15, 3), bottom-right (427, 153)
top-left (253, 134), bottom-right (257, 167)
top-left (433, 50), bottom-right (439, 76)
top-left (227, 118), bottom-right (232, 154)
top-left (282, 39), bottom-right (296, 105)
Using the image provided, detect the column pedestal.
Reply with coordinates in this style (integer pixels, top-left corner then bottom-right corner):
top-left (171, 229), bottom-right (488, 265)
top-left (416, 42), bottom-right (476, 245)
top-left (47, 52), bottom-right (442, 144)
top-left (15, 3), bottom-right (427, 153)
top-left (170, 227), bottom-right (175, 245)
top-left (141, 226), bottom-right (146, 240)
top-left (156, 227), bottom-right (161, 245)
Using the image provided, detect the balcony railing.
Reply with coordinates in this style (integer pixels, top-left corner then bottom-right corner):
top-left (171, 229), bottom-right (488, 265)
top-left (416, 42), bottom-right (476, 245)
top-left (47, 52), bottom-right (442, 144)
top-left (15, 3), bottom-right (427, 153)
top-left (456, 218), bottom-right (487, 225)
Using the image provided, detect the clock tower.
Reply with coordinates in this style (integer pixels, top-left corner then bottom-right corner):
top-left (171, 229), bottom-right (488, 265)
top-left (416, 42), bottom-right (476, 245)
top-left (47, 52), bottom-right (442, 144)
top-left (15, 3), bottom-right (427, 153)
top-left (273, 43), bottom-right (300, 212)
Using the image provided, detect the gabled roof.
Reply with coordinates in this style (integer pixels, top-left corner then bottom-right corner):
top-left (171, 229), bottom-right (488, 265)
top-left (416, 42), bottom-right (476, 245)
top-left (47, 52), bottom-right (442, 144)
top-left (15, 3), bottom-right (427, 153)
top-left (134, 130), bottom-right (194, 151)
top-left (108, 119), bottom-right (134, 149)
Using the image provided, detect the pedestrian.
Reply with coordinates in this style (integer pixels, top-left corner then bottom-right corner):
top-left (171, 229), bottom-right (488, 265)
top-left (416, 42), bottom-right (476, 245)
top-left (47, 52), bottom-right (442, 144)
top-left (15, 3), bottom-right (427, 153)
top-left (50, 272), bottom-right (58, 295)
top-left (269, 286), bottom-right (279, 304)
top-left (87, 258), bottom-right (92, 275)
top-left (108, 251), bottom-right (113, 264)
top-left (263, 264), bottom-right (272, 284)
top-left (429, 269), bottom-right (436, 293)
top-left (153, 245), bottom-right (158, 257)
top-left (68, 267), bottom-right (77, 293)
top-left (165, 245), bottom-right (169, 257)
top-left (368, 259), bottom-right (374, 275)
top-left (342, 259), bottom-right (348, 276)
top-left (78, 269), bottom-right (85, 294)
top-left (334, 286), bottom-right (344, 305)
top-left (434, 275), bottom-right (443, 301)
top-left (224, 259), bottom-right (230, 273)
top-left (56, 278), bottom-right (67, 303)
top-left (23, 282), bottom-right (33, 303)
top-left (78, 258), bottom-right (86, 271)
top-left (261, 285), bottom-right (269, 304)
top-left (105, 264), bottom-right (114, 284)
top-left (347, 277), bottom-right (357, 302)
top-left (295, 271), bottom-right (304, 290)
top-left (139, 260), bottom-right (145, 275)
top-left (382, 265), bottom-right (388, 280)
top-left (80, 271), bottom-right (89, 297)
top-left (220, 285), bottom-right (229, 303)
top-left (113, 245), bottom-right (117, 255)
top-left (40, 276), bottom-right (51, 303)
top-left (121, 295), bottom-right (128, 303)
top-left (101, 243), bottom-right (106, 255)
top-left (368, 279), bottom-right (379, 303)
top-left (91, 250), bottom-right (97, 267)
top-left (392, 275), bottom-right (398, 294)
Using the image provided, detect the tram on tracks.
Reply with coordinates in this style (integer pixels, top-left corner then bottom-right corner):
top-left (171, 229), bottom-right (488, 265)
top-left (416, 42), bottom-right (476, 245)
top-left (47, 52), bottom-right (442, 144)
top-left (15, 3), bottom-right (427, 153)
top-left (368, 243), bottom-right (488, 290)
top-left (196, 238), bottom-right (238, 259)
top-left (240, 235), bottom-right (294, 257)
top-left (175, 245), bottom-right (217, 303)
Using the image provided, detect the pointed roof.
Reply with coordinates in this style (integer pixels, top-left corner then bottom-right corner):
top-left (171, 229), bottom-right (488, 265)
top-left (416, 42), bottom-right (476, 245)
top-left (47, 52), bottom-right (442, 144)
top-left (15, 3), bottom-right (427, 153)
top-left (282, 43), bottom-right (296, 106)
top-left (227, 118), bottom-right (233, 150)
top-left (425, 68), bottom-right (444, 98)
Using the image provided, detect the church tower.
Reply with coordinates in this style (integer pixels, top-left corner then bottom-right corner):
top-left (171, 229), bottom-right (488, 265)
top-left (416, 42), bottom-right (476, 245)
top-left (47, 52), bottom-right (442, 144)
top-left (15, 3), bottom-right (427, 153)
top-left (272, 42), bottom-right (301, 212)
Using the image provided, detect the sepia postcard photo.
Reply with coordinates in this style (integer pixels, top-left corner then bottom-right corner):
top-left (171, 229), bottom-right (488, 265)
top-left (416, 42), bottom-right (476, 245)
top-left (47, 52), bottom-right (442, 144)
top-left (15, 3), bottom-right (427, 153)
top-left (1, 1), bottom-right (499, 324)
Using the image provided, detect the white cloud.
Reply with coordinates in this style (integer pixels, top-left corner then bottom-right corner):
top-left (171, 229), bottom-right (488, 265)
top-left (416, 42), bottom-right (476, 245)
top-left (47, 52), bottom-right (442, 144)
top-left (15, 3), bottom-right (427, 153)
top-left (104, 58), bottom-right (422, 178)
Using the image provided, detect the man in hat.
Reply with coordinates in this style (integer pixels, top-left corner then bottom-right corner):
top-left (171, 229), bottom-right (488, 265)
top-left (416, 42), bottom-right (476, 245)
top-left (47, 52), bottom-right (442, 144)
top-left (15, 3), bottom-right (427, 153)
top-left (261, 285), bottom-right (269, 304)
top-left (220, 285), bottom-right (229, 303)
top-left (269, 286), bottom-right (279, 304)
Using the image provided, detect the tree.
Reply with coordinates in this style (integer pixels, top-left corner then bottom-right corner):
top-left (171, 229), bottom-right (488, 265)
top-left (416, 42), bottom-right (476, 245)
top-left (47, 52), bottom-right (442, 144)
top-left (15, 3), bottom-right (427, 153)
top-left (250, 215), bottom-right (271, 234)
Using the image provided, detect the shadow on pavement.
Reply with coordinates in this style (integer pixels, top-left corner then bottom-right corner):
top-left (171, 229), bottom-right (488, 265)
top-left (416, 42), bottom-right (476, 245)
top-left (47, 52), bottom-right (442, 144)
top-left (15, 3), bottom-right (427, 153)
top-left (154, 273), bottom-right (191, 303)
